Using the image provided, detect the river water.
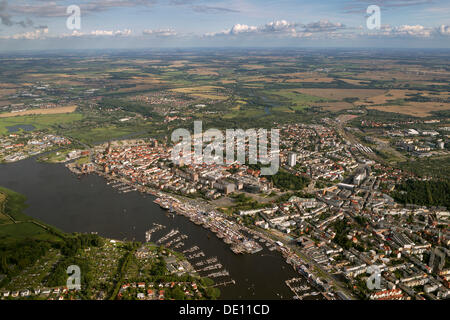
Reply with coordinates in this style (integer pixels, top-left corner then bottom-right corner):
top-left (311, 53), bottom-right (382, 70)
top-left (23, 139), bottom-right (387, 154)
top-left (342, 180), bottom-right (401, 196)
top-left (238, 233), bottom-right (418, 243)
top-left (0, 158), bottom-right (306, 299)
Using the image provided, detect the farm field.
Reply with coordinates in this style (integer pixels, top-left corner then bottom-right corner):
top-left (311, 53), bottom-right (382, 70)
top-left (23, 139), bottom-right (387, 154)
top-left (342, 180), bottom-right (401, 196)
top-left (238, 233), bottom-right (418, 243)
top-left (367, 103), bottom-right (450, 117)
top-left (0, 49), bottom-right (448, 141)
top-left (0, 113), bottom-right (84, 135)
top-left (294, 88), bottom-right (386, 101)
top-left (0, 105), bottom-right (78, 118)
top-left (171, 86), bottom-right (228, 100)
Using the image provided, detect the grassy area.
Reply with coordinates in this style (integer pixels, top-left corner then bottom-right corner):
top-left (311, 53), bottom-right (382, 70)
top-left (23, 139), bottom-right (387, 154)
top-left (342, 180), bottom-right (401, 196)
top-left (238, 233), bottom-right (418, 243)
top-left (272, 105), bottom-right (295, 113)
top-left (40, 149), bottom-right (72, 163)
top-left (0, 187), bottom-right (63, 243)
top-left (0, 186), bottom-right (30, 221)
top-left (266, 89), bottom-right (328, 110)
top-left (0, 192), bottom-right (11, 224)
top-left (76, 156), bottom-right (90, 165)
top-left (222, 107), bottom-right (266, 119)
top-left (191, 93), bottom-right (228, 100)
top-left (0, 222), bottom-right (59, 242)
top-left (66, 125), bottom-right (139, 144)
top-left (374, 147), bottom-right (406, 164)
top-left (0, 113), bottom-right (84, 135)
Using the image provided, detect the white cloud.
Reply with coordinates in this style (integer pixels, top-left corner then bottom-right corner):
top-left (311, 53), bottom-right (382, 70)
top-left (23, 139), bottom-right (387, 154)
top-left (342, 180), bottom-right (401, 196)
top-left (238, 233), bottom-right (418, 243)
top-left (364, 24), bottom-right (434, 37)
top-left (142, 29), bottom-right (177, 36)
top-left (206, 19), bottom-right (450, 41)
top-left (205, 23), bottom-right (258, 36)
top-left (229, 24), bottom-right (258, 34)
top-left (0, 27), bottom-right (48, 39)
top-left (90, 29), bottom-right (132, 36)
top-left (303, 20), bottom-right (345, 33)
top-left (206, 20), bottom-right (299, 37)
top-left (260, 20), bottom-right (297, 33)
top-left (436, 24), bottom-right (450, 36)
top-left (395, 25), bottom-right (432, 37)
top-left (205, 19), bottom-right (347, 38)
top-left (59, 29), bottom-right (133, 38)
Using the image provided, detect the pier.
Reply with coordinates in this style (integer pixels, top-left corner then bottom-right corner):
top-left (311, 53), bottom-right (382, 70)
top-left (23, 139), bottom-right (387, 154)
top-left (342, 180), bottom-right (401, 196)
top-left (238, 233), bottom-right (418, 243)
top-left (211, 280), bottom-right (236, 288)
top-left (186, 251), bottom-right (205, 259)
top-left (195, 257), bottom-right (218, 267)
top-left (195, 263), bottom-right (223, 272)
top-left (182, 246), bottom-right (199, 254)
top-left (156, 229), bottom-right (179, 244)
top-left (206, 270), bottom-right (229, 278)
top-left (145, 223), bottom-right (165, 242)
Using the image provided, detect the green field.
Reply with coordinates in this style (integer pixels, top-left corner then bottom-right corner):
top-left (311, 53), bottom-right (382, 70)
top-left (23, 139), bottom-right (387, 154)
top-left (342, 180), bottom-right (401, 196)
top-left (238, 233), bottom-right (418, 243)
top-left (41, 149), bottom-right (72, 163)
top-left (66, 125), bottom-right (141, 144)
top-left (0, 222), bottom-right (58, 242)
top-left (0, 186), bottom-right (30, 221)
top-left (0, 187), bottom-right (63, 243)
top-left (0, 193), bottom-right (11, 224)
top-left (0, 213), bottom-right (10, 224)
top-left (265, 89), bottom-right (328, 111)
top-left (0, 113), bottom-right (84, 135)
top-left (223, 107), bottom-right (266, 119)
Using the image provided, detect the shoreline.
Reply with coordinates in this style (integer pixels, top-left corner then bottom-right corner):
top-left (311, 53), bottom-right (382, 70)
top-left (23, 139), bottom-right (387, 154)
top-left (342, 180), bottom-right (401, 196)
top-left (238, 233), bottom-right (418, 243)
top-left (65, 162), bottom-right (331, 299)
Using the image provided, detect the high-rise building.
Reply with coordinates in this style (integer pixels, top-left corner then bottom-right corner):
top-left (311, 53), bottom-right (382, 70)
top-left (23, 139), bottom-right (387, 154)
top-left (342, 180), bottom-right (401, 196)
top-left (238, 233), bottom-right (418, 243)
top-left (288, 152), bottom-right (297, 167)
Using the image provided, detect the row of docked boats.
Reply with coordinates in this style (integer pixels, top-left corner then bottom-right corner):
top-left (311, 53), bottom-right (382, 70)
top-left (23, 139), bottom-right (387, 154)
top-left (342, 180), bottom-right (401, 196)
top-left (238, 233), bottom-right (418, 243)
top-left (153, 195), bottom-right (263, 255)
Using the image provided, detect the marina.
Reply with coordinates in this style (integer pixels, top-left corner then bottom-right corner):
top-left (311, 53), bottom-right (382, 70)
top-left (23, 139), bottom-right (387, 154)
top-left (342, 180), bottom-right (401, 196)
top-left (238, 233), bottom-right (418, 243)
top-left (153, 195), bottom-right (264, 255)
top-left (152, 228), bottom-right (235, 288)
top-left (0, 157), bottom-right (314, 300)
top-left (145, 223), bottom-right (165, 242)
top-left (100, 171), bottom-right (267, 257)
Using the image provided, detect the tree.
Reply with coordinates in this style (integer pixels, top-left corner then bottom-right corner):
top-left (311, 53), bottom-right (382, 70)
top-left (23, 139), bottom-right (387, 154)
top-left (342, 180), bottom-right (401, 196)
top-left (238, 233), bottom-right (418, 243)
top-left (170, 287), bottom-right (185, 300)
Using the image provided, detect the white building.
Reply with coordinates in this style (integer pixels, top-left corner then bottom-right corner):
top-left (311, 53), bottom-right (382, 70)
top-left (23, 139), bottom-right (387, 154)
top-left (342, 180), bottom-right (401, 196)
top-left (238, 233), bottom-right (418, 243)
top-left (288, 152), bottom-right (297, 167)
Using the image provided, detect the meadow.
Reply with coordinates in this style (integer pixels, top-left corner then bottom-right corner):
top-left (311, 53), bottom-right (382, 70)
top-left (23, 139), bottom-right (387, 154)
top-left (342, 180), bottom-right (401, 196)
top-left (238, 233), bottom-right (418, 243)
top-left (0, 187), bottom-right (62, 243)
top-left (65, 125), bottom-right (144, 145)
top-left (0, 113), bottom-right (84, 135)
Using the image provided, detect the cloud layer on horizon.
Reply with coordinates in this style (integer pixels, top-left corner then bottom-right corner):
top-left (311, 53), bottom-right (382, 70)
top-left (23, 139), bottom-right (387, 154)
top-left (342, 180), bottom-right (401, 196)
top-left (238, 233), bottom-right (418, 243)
top-left (0, 0), bottom-right (449, 49)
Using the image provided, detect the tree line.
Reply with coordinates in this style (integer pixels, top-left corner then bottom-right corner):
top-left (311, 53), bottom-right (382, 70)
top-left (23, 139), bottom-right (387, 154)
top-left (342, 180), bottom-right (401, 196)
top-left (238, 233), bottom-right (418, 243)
top-left (392, 179), bottom-right (450, 209)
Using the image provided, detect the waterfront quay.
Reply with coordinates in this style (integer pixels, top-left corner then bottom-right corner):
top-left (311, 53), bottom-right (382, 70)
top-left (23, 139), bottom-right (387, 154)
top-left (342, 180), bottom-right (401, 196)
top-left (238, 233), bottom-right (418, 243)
top-left (66, 164), bottom-right (338, 300)
top-left (91, 168), bottom-right (264, 256)
top-left (153, 196), bottom-right (263, 255)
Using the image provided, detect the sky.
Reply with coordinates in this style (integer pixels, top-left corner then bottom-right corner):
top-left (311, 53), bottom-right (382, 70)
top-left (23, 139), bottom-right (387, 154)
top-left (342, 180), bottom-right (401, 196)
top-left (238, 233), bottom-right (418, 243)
top-left (0, 0), bottom-right (449, 51)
